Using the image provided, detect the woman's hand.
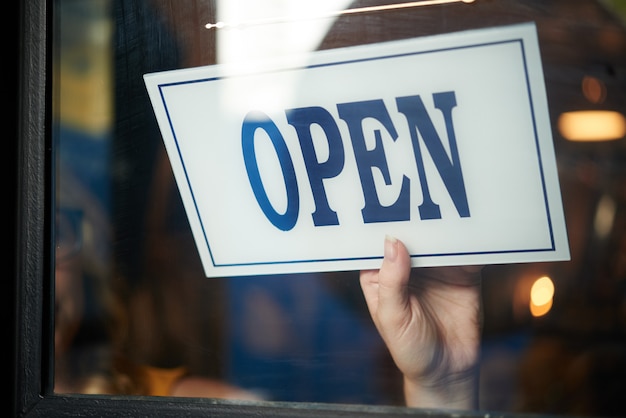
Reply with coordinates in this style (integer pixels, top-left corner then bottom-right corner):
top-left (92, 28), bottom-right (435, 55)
top-left (360, 236), bottom-right (482, 410)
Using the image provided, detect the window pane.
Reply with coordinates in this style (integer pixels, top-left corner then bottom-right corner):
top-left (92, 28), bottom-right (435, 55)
top-left (53, 1), bottom-right (626, 416)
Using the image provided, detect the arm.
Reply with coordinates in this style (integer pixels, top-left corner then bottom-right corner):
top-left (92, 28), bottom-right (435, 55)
top-left (360, 236), bottom-right (482, 409)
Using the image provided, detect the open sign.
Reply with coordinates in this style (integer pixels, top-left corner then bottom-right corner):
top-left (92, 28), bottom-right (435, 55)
top-left (242, 91), bottom-right (469, 231)
top-left (144, 23), bottom-right (569, 278)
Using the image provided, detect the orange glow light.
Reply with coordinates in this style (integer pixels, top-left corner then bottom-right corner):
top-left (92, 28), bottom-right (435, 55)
top-left (558, 110), bottom-right (626, 141)
top-left (530, 276), bottom-right (555, 317)
top-left (530, 298), bottom-right (553, 317)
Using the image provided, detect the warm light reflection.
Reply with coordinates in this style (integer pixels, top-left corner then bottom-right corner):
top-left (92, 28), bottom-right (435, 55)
top-left (207, 0), bottom-right (475, 30)
top-left (530, 276), bottom-right (555, 317)
top-left (582, 75), bottom-right (606, 104)
top-left (531, 276), bottom-right (554, 306)
top-left (530, 298), bottom-right (553, 317)
top-left (558, 110), bottom-right (626, 141)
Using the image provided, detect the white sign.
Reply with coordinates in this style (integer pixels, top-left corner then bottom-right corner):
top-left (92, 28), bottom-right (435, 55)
top-left (144, 23), bottom-right (570, 278)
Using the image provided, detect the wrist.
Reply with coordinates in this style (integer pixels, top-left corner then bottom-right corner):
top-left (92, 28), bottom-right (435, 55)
top-left (403, 372), bottom-right (478, 410)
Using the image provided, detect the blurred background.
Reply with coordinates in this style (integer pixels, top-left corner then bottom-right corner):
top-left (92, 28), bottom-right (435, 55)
top-left (53, 0), bottom-right (626, 415)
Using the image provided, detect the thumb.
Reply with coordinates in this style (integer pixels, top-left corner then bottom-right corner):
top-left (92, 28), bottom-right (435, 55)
top-left (376, 235), bottom-right (412, 324)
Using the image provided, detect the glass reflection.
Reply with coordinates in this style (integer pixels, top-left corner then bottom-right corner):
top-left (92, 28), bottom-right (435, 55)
top-left (53, 1), bottom-right (626, 416)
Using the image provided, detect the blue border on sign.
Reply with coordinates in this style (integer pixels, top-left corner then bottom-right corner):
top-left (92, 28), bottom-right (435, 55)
top-left (157, 36), bottom-right (556, 268)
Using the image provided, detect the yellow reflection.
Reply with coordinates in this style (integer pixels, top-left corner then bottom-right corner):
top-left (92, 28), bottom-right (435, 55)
top-left (530, 298), bottom-right (552, 317)
top-left (530, 276), bottom-right (555, 317)
top-left (558, 110), bottom-right (626, 141)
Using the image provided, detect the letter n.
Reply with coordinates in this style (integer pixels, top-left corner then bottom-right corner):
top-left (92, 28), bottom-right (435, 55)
top-left (396, 92), bottom-right (470, 220)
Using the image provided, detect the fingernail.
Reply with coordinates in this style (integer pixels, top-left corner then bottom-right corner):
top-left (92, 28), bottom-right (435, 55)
top-left (384, 235), bottom-right (398, 262)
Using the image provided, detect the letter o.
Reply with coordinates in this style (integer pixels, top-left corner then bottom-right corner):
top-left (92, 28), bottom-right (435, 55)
top-left (242, 111), bottom-right (299, 231)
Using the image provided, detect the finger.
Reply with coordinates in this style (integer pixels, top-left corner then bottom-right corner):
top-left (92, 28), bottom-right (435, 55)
top-left (376, 235), bottom-right (412, 324)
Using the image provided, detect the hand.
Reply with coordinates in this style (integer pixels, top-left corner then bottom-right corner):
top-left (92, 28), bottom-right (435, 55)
top-left (360, 236), bottom-right (482, 410)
